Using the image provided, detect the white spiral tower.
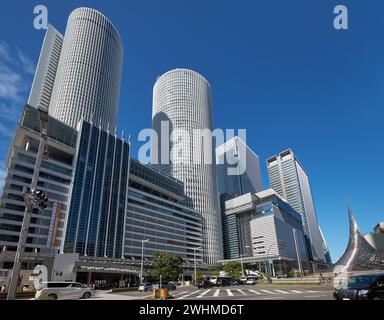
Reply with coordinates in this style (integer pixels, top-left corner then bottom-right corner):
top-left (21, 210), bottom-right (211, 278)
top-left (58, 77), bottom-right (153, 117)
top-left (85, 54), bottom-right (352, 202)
top-left (49, 7), bottom-right (123, 130)
top-left (152, 68), bottom-right (223, 265)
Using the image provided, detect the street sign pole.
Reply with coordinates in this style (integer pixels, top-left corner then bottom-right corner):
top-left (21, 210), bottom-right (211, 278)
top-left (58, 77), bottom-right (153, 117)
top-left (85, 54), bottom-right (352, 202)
top-left (7, 107), bottom-right (48, 300)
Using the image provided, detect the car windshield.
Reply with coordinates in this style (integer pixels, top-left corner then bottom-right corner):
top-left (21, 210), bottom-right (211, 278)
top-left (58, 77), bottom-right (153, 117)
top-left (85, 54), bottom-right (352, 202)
top-left (345, 275), bottom-right (379, 289)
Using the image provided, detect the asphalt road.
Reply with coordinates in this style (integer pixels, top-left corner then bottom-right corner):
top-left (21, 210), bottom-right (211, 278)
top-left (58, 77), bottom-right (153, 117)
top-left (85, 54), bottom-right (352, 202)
top-left (93, 284), bottom-right (334, 300)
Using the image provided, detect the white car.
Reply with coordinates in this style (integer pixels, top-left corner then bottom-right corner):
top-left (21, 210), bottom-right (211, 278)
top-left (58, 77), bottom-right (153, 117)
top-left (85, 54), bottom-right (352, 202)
top-left (245, 277), bottom-right (257, 285)
top-left (35, 282), bottom-right (94, 300)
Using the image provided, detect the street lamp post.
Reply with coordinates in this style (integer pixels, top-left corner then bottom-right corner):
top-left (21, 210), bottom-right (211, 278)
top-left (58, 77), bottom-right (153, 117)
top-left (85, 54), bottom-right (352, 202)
top-left (193, 247), bottom-right (201, 286)
top-left (7, 106), bottom-right (49, 300)
top-left (140, 239), bottom-right (149, 285)
top-left (240, 245), bottom-right (251, 277)
top-left (265, 240), bottom-right (286, 277)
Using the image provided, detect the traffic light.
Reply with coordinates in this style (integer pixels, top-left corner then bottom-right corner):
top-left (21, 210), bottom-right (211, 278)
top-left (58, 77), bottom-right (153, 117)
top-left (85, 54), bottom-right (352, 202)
top-left (35, 190), bottom-right (48, 209)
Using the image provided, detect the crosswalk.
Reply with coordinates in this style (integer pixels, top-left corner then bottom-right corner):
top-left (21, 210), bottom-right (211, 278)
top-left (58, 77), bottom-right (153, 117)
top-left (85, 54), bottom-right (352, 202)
top-left (171, 288), bottom-right (322, 299)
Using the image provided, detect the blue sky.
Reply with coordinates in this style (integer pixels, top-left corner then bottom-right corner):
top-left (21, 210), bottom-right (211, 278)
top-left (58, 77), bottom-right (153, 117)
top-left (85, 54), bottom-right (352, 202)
top-left (0, 0), bottom-right (383, 261)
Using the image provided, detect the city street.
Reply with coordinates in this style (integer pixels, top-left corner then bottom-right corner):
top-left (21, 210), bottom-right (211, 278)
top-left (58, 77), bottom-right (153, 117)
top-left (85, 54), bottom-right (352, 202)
top-left (91, 285), bottom-right (334, 301)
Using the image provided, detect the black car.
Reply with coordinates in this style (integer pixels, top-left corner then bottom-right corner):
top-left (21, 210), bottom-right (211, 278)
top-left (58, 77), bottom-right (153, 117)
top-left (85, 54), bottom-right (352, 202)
top-left (152, 282), bottom-right (177, 291)
top-left (197, 280), bottom-right (213, 289)
top-left (215, 278), bottom-right (233, 287)
top-left (334, 274), bottom-right (384, 300)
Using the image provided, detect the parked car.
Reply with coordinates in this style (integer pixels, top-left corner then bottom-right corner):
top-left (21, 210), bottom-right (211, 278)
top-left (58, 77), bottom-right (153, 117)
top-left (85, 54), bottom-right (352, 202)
top-left (197, 280), bottom-right (214, 289)
top-left (35, 282), bottom-right (94, 300)
top-left (230, 279), bottom-right (240, 286)
top-left (138, 283), bottom-right (153, 292)
top-left (334, 274), bottom-right (384, 300)
top-left (245, 276), bottom-right (259, 285)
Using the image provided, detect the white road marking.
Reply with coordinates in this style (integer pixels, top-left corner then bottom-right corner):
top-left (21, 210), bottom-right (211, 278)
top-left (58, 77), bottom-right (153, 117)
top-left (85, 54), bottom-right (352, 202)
top-left (290, 290), bottom-right (303, 294)
top-left (213, 289), bottom-right (220, 297)
top-left (197, 289), bottom-right (212, 298)
top-left (177, 290), bottom-right (201, 300)
top-left (172, 291), bottom-right (188, 296)
top-left (260, 289), bottom-right (275, 294)
top-left (304, 290), bottom-right (318, 293)
top-left (236, 289), bottom-right (247, 295)
top-left (262, 296), bottom-right (284, 300)
top-left (226, 289), bottom-right (233, 296)
top-left (304, 295), bottom-right (327, 298)
top-left (274, 290), bottom-right (289, 294)
top-left (248, 289), bottom-right (261, 295)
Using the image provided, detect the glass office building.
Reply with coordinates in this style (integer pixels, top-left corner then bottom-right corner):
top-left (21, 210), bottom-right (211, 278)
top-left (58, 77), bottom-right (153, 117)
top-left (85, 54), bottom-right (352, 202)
top-left (267, 149), bottom-right (326, 264)
top-left (63, 121), bottom-right (130, 259)
top-left (222, 189), bottom-right (309, 274)
top-left (216, 136), bottom-right (263, 197)
top-left (125, 159), bottom-right (203, 262)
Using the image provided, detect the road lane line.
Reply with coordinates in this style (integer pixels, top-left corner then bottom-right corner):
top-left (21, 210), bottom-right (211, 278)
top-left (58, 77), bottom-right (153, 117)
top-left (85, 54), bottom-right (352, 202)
top-left (248, 289), bottom-right (261, 295)
top-left (172, 291), bottom-right (188, 296)
top-left (304, 290), bottom-right (318, 293)
top-left (274, 290), bottom-right (289, 294)
top-left (197, 289), bottom-right (212, 298)
top-left (236, 289), bottom-right (247, 295)
top-left (304, 295), bottom-right (327, 298)
top-left (260, 289), bottom-right (275, 294)
top-left (262, 296), bottom-right (284, 300)
top-left (177, 290), bottom-right (201, 300)
top-left (213, 289), bottom-right (220, 297)
top-left (290, 290), bottom-right (303, 294)
top-left (226, 289), bottom-right (233, 296)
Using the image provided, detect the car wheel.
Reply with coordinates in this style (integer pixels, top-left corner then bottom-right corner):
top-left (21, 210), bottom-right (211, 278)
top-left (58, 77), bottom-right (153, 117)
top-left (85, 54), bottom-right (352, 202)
top-left (48, 294), bottom-right (57, 300)
top-left (83, 292), bottom-right (91, 299)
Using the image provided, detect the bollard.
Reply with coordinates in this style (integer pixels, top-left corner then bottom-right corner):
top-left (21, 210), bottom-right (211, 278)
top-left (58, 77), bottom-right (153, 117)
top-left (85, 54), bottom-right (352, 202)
top-left (160, 288), bottom-right (169, 300)
top-left (152, 288), bottom-right (160, 299)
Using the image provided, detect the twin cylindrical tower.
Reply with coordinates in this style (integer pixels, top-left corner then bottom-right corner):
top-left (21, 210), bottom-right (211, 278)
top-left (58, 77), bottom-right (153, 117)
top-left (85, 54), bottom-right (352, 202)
top-left (49, 7), bottom-right (123, 130)
top-left (152, 69), bottom-right (223, 265)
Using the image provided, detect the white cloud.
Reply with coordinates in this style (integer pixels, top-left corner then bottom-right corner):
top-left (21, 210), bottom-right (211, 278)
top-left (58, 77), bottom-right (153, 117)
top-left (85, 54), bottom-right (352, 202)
top-left (16, 48), bottom-right (35, 75)
top-left (0, 62), bottom-right (28, 102)
top-left (0, 41), bottom-right (13, 64)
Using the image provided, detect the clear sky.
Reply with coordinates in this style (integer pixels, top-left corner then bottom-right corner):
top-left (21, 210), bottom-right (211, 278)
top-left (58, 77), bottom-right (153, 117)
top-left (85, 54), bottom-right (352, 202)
top-left (0, 0), bottom-right (383, 261)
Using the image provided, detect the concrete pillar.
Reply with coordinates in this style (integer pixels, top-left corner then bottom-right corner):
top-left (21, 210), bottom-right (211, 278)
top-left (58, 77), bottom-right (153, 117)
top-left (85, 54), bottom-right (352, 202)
top-left (86, 272), bottom-right (92, 284)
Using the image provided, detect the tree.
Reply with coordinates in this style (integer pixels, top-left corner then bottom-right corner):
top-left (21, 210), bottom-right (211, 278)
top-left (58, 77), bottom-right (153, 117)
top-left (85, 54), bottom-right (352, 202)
top-left (223, 261), bottom-right (242, 279)
top-left (149, 252), bottom-right (183, 282)
top-left (192, 270), bottom-right (204, 283)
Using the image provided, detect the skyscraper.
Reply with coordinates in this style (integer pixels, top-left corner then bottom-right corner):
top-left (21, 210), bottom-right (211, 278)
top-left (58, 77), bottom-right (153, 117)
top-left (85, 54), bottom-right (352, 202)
top-left (216, 136), bottom-right (263, 197)
top-left (152, 68), bottom-right (222, 265)
top-left (267, 149), bottom-right (326, 264)
top-left (28, 24), bottom-right (63, 111)
top-left (63, 120), bottom-right (130, 259)
top-left (49, 7), bottom-right (123, 130)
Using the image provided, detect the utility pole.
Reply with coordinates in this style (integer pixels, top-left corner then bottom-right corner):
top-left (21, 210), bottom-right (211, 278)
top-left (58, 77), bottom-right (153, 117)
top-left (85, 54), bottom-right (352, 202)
top-left (139, 239), bottom-right (149, 285)
top-left (193, 247), bottom-right (201, 286)
top-left (7, 106), bottom-right (49, 300)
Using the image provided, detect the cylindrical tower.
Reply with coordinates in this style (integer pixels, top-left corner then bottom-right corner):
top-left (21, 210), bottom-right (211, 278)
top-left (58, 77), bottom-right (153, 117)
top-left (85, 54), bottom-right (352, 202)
top-left (152, 68), bottom-right (223, 265)
top-left (49, 7), bottom-right (123, 130)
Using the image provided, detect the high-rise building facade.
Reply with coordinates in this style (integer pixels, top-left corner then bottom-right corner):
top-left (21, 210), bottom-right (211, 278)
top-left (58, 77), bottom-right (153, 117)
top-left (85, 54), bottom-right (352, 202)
top-left (223, 189), bottom-right (309, 274)
top-left (49, 7), bottom-right (123, 130)
top-left (0, 105), bottom-right (77, 252)
top-left (267, 149), bottom-right (326, 263)
top-left (152, 68), bottom-right (222, 265)
top-left (63, 120), bottom-right (130, 259)
top-left (126, 159), bottom-right (203, 262)
top-left (28, 24), bottom-right (63, 111)
top-left (216, 136), bottom-right (263, 197)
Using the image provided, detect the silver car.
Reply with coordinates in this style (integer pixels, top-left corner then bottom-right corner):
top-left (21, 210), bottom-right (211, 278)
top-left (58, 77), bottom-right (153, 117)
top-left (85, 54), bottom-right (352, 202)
top-left (35, 281), bottom-right (94, 300)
